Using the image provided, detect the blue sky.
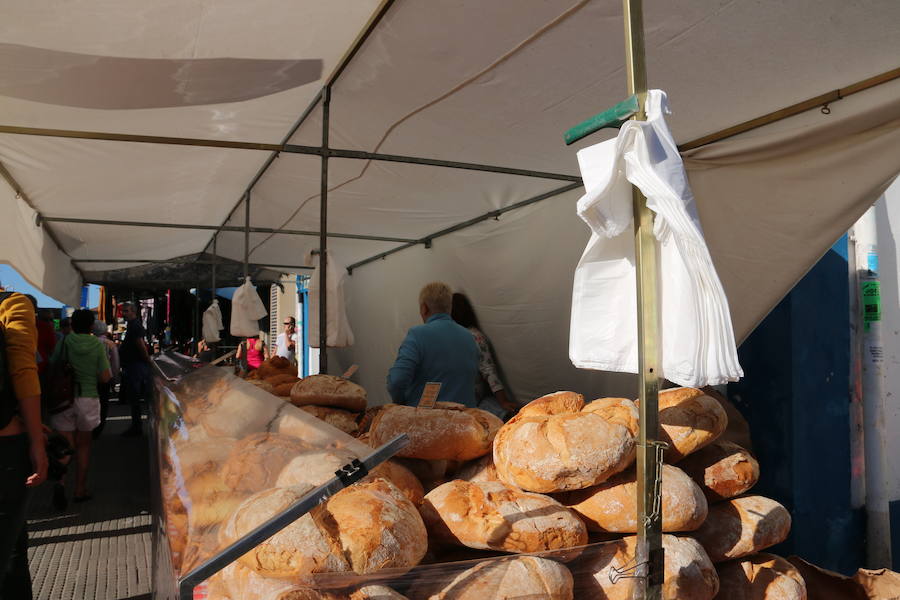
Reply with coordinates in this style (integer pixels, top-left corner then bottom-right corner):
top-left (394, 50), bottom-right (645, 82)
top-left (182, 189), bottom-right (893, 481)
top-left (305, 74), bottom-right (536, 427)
top-left (0, 264), bottom-right (101, 308)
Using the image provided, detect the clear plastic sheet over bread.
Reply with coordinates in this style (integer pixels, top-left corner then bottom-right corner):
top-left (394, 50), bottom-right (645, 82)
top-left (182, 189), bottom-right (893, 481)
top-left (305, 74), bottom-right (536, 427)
top-left (151, 367), bottom-right (779, 600)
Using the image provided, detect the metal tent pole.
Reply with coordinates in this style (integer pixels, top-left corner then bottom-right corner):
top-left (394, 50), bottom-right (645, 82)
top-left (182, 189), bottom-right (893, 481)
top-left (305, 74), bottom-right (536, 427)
top-left (624, 0), bottom-right (663, 598)
top-left (319, 86), bottom-right (331, 374)
top-left (211, 235), bottom-right (218, 297)
top-left (243, 193), bottom-right (251, 279)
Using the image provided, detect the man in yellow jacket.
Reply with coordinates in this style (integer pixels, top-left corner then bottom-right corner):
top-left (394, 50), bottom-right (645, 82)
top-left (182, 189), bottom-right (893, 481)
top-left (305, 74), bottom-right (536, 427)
top-left (0, 290), bottom-right (47, 599)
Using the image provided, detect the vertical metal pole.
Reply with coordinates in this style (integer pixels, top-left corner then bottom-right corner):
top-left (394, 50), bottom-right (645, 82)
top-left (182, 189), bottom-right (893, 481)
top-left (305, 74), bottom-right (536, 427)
top-left (319, 86), bottom-right (331, 374)
top-left (852, 206), bottom-right (893, 567)
top-left (211, 234), bottom-right (218, 298)
top-left (624, 1), bottom-right (663, 598)
top-left (243, 193), bottom-right (251, 279)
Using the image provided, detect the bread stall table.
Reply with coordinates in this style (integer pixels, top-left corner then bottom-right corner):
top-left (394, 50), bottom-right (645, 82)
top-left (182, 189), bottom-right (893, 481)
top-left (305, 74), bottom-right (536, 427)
top-left (145, 353), bottom-right (800, 600)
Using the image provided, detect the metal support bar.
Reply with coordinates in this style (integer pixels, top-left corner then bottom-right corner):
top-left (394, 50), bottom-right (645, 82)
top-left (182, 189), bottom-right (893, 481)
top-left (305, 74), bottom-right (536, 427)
top-left (243, 192), bottom-right (251, 279)
top-left (319, 86), bottom-right (331, 374)
top-left (211, 235), bottom-right (217, 297)
top-left (315, 147), bottom-right (582, 182)
top-left (624, 1), bottom-right (662, 599)
top-left (40, 216), bottom-right (418, 244)
top-left (176, 433), bottom-right (409, 600)
top-left (347, 182), bottom-right (581, 274)
top-left (72, 259), bottom-right (314, 270)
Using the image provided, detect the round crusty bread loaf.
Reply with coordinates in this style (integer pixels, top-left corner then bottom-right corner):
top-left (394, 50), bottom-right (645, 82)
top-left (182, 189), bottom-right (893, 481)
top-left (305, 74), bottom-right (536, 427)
top-left (266, 373), bottom-right (301, 388)
top-left (420, 479), bottom-right (588, 555)
top-left (221, 432), bottom-right (311, 492)
top-left (300, 405), bottom-right (360, 436)
top-left (219, 562), bottom-right (347, 600)
top-left (275, 448), bottom-right (424, 506)
top-left (454, 454), bottom-right (500, 483)
top-left (290, 374), bottom-right (367, 412)
top-left (656, 387), bottom-right (729, 462)
top-left (692, 495), bottom-right (792, 563)
top-left (368, 404), bottom-right (502, 461)
top-left (715, 553), bottom-right (807, 600)
top-left (410, 555), bottom-right (574, 600)
top-left (493, 392), bottom-right (637, 493)
top-left (193, 382), bottom-right (287, 439)
top-left (678, 440), bottom-right (760, 502)
top-left (560, 464), bottom-right (707, 533)
top-left (220, 479), bottom-right (427, 579)
top-left (575, 534), bottom-right (719, 600)
top-left (349, 585), bottom-right (408, 600)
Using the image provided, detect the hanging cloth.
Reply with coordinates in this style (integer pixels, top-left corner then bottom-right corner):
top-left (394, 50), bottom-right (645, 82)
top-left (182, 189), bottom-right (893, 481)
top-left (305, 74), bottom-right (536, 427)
top-left (230, 276), bottom-right (268, 338)
top-left (569, 89), bottom-right (742, 387)
top-left (202, 299), bottom-right (224, 343)
top-left (306, 250), bottom-right (354, 348)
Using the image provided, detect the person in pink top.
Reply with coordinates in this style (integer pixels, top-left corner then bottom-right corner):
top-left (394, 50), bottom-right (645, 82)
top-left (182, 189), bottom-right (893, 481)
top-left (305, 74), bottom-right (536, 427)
top-left (237, 336), bottom-right (268, 371)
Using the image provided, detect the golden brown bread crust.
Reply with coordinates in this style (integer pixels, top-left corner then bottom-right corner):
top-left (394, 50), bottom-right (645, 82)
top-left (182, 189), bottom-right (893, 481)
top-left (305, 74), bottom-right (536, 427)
top-left (420, 479), bottom-right (588, 555)
top-left (290, 375), bottom-right (367, 412)
top-left (221, 432), bottom-right (311, 492)
top-left (559, 464), bottom-right (707, 533)
top-left (454, 454), bottom-right (500, 483)
top-left (575, 535), bottom-right (719, 600)
top-left (300, 406), bottom-right (360, 435)
top-left (409, 555), bottom-right (574, 600)
top-left (220, 480), bottom-right (427, 580)
top-left (715, 553), bottom-right (807, 600)
top-left (349, 585), bottom-right (408, 599)
top-left (692, 495), bottom-right (792, 563)
top-left (582, 397), bottom-right (640, 437)
top-left (513, 391), bottom-right (584, 420)
top-left (369, 460), bottom-right (425, 506)
top-left (368, 404), bottom-right (502, 461)
top-left (678, 440), bottom-right (760, 502)
top-left (657, 387), bottom-right (729, 462)
top-left (266, 373), bottom-right (301, 387)
top-left (493, 393), bottom-right (638, 493)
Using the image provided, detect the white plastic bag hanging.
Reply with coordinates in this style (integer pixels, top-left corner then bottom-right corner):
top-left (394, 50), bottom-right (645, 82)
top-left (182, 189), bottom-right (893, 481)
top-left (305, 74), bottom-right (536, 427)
top-left (306, 250), bottom-right (354, 348)
top-left (569, 89), bottom-right (742, 387)
top-left (202, 299), bottom-right (224, 343)
top-left (230, 276), bottom-right (268, 338)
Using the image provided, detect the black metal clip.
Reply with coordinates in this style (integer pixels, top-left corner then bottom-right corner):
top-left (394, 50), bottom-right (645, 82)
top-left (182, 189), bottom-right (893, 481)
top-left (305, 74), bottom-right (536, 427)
top-left (335, 458), bottom-right (368, 486)
top-left (609, 557), bottom-right (648, 584)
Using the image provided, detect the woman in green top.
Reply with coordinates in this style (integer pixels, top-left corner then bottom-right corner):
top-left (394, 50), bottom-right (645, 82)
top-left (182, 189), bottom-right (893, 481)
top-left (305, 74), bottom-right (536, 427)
top-left (49, 309), bottom-right (111, 505)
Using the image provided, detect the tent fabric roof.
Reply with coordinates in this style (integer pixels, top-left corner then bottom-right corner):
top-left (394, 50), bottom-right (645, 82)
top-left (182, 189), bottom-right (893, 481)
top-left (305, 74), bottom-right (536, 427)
top-left (0, 1), bottom-right (898, 353)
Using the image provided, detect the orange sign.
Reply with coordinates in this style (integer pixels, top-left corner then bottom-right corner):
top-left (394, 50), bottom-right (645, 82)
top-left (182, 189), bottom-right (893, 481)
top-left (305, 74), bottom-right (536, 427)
top-left (418, 382), bottom-right (442, 408)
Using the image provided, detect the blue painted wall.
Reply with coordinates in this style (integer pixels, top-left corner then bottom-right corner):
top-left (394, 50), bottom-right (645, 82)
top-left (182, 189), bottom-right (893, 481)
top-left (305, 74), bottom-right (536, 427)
top-left (727, 237), bottom-right (865, 574)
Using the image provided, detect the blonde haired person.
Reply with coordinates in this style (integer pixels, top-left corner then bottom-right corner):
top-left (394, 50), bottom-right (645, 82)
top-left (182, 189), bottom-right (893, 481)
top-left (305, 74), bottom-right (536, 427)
top-left (386, 282), bottom-right (479, 407)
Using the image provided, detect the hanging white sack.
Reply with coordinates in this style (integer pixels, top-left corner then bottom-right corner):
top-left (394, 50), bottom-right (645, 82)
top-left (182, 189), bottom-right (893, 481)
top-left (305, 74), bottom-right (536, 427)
top-left (202, 298), bottom-right (224, 343)
top-left (569, 90), bottom-right (742, 387)
top-left (230, 276), bottom-right (268, 338)
top-left (306, 250), bottom-right (354, 348)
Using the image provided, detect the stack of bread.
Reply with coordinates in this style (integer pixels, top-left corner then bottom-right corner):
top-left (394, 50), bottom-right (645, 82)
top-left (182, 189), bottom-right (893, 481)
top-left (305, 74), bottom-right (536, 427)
top-left (244, 356), bottom-right (301, 398)
top-left (160, 368), bottom-right (801, 600)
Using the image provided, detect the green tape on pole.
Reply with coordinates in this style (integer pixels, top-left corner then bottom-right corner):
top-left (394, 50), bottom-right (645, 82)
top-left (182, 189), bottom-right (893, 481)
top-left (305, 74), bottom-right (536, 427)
top-left (563, 95), bottom-right (639, 145)
top-left (861, 280), bottom-right (881, 331)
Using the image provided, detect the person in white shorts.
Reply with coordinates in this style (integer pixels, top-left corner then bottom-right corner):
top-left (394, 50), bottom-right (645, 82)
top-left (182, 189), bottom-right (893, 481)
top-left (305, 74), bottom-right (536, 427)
top-left (49, 309), bottom-right (111, 506)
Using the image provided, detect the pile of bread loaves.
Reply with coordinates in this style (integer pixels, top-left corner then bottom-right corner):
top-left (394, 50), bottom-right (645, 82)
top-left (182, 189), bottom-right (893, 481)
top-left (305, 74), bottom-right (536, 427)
top-left (161, 370), bottom-right (804, 600)
top-left (244, 357), bottom-right (366, 435)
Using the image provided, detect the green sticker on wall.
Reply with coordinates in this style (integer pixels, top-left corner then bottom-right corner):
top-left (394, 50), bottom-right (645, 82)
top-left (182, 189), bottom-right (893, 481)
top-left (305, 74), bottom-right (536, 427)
top-left (861, 281), bottom-right (881, 329)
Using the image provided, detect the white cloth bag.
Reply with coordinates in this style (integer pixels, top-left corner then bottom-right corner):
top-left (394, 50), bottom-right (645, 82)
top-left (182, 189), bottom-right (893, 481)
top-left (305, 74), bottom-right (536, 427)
top-left (306, 250), bottom-right (354, 348)
top-left (230, 276), bottom-right (268, 338)
top-left (569, 90), bottom-right (742, 387)
top-left (202, 299), bottom-right (224, 343)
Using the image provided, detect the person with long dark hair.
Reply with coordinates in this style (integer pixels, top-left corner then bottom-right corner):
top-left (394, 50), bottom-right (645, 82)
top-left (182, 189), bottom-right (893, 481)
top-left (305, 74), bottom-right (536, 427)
top-left (450, 293), bottom-right (518, 418)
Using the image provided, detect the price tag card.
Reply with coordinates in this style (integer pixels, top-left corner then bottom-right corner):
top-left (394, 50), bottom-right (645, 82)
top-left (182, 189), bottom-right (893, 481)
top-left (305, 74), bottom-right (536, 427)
top-left (342, 364), bottom-right (359, 379)
top-left (418, 382), bottom-right (442, 408)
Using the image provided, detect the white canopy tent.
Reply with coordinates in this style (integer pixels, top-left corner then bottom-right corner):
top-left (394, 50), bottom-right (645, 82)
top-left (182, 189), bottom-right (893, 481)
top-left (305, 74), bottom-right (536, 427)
top-left (1, 0), bottom-right (899, 403)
